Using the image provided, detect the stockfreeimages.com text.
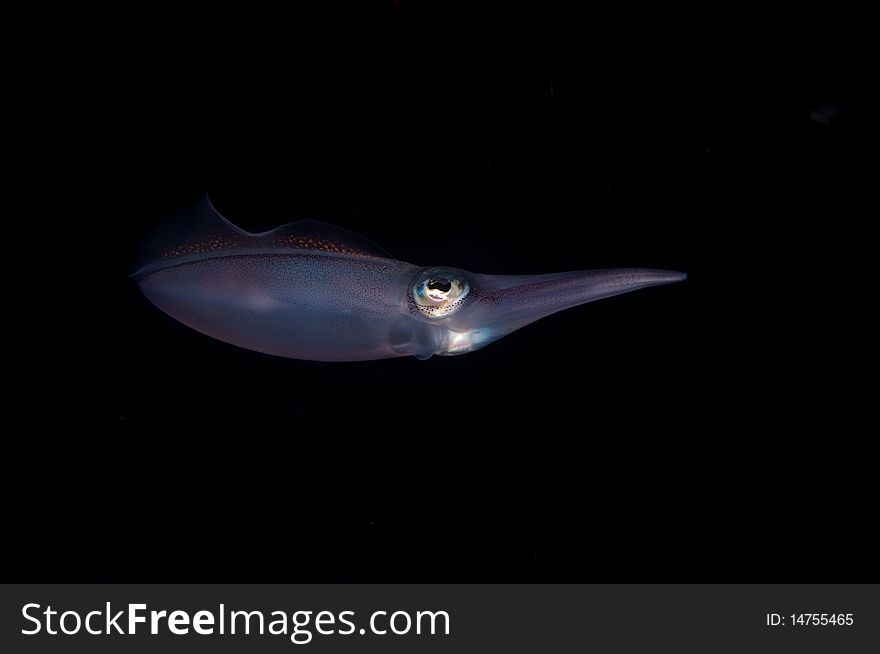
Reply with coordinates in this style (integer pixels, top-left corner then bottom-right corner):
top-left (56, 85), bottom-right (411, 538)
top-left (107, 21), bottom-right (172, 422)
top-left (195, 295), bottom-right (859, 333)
top-left (22, 603), bottom-right (450, 645)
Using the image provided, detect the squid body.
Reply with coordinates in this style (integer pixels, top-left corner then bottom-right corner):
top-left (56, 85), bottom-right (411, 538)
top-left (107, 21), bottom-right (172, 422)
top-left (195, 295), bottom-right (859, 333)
top-left (135, 197), bottom-right (685, 361)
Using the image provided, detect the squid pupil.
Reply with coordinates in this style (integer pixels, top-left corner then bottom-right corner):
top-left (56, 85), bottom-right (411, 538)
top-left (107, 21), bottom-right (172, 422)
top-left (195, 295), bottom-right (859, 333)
top-left (427, 278), bottom-right (452, 293)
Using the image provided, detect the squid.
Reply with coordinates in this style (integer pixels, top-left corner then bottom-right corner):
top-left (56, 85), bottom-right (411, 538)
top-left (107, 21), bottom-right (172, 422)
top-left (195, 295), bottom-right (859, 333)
top-left (135, 196), bottom-right (685, 361)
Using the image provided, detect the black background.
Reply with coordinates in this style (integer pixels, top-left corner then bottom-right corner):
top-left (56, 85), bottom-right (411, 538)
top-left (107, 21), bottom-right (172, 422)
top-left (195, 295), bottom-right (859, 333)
top-left (9, 1), bottom-right (873, 580)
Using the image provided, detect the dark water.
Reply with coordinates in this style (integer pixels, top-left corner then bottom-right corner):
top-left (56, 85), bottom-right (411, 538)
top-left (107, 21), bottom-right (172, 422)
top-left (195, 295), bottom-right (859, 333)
top-left (11, 2), bottom-right (872, 580)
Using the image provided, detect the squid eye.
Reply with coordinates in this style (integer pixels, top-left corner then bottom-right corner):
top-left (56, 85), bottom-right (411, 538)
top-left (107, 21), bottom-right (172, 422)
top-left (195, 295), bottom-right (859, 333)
top-left (411, 267), bottom-right (470, 318)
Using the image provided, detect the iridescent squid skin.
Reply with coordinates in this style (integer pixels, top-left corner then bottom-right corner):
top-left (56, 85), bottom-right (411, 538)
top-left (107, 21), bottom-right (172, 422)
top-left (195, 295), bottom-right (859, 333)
top-left (135, 197), bottom-right (686, 362)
